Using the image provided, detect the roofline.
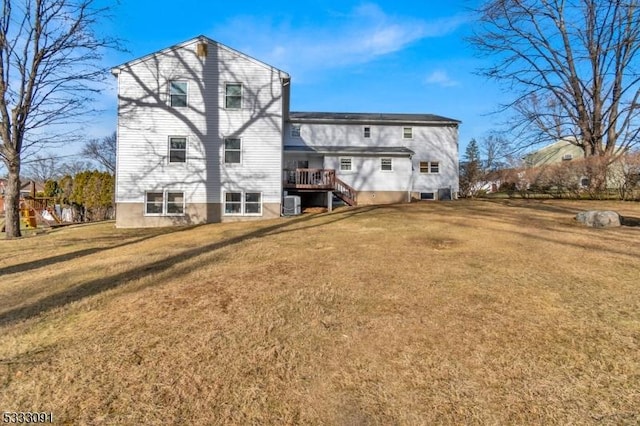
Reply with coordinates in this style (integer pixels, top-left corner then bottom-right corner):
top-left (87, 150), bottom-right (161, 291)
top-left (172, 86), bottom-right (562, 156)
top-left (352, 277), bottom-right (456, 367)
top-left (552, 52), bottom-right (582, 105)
top-left (111, 35), bottom-right (290, 78)
top-left (284, 145), bottom-right (415, 156)
top-left (287, 112), bottom-right (460, 126)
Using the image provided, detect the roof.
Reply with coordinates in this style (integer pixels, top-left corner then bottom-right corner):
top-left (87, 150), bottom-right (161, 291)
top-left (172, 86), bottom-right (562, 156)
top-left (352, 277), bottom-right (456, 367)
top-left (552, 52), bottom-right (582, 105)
top-left (111, 35), bottom-right (289, 78)
top-left (288, 111), bottom-right (460, 125)
top-left (284, 145), bottom-right (414, 156)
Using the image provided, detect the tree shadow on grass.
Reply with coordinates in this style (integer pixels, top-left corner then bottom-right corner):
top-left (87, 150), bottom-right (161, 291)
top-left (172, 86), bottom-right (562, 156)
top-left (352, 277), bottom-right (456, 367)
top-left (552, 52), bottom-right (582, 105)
top-left (0, 206), bottom-right (378, 327)
top-left (0, 225), bottom-right (201, 276)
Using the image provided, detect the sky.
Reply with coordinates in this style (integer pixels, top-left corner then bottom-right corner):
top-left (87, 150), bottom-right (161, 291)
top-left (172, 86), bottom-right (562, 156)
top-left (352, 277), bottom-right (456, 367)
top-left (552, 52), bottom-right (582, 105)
top-left (86, 0), bottom-right (509, 158)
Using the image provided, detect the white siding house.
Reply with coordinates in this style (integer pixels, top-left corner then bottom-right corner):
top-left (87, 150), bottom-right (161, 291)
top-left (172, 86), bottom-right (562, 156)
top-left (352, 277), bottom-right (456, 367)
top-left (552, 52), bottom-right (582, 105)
top-left (112, 36), bottom-right (460, 227)
top-left (284, 113), bottom-right (459, 204)
top-left (111, 36), bottom-right (289, 227)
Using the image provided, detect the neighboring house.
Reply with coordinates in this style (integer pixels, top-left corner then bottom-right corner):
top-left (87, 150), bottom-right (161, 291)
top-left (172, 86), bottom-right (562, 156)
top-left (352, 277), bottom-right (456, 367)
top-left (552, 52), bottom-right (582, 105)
top-left (112, 36), bottom-right (460, 228)
top-left (522, 139), bottom-right (585, 167)
top-left (522, 139), bottom-right (632, 190)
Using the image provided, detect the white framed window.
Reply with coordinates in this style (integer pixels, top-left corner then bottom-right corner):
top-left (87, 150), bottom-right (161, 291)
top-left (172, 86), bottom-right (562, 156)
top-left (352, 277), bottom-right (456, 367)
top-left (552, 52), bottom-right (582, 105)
top-left (420, 192), bottom-right (435, 200)
top-left (291, 124), bottom-right (301, 138)
top-left (403, 127), bottom-right (413, 139)
top-left (225, 83), bottom-right (242, 109)
top-left (363, 126), bottom-right (371, 138)
top-left (224, 192), bottom-right (242, 215)
top-left (166, 192), bottom-right (185, 215)
top-left (419, 161), bottom-right (439, 174)
top-left (168, 137), bottom-right (187, 163)
top-left (145, 192), bottom-right (164, 215)
top-left (340, 157), bottom-right (353, 171)
top-left (224, 138), bottom-right (241, 164)
top-left (145, 191), bottom-right (185, 216)
top-left (169, 81), bottom-right (188, 107)
top-left (380, 158), bottom-right (393, 171)
top-left (245, 192), bottom-right (262, 215)
top-left (224, 191), bottom-right (263, 216)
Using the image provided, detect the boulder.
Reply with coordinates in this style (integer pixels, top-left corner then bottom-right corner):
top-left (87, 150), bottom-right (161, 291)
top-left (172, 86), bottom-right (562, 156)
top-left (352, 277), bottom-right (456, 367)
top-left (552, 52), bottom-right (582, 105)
top-left (575, 210), bottom-right (621, 228)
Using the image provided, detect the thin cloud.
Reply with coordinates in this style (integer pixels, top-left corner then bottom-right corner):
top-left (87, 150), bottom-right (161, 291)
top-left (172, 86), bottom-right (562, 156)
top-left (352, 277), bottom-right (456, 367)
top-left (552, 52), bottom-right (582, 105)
top-left (425, 70), bottom-right (460, 87)
top-left (211, 3), bottom-right (469, 79)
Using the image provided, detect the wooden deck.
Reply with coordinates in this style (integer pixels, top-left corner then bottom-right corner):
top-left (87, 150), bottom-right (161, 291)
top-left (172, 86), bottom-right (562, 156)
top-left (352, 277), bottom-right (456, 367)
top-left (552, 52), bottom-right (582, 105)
top-left (283, 169), bottom-right (357, 206)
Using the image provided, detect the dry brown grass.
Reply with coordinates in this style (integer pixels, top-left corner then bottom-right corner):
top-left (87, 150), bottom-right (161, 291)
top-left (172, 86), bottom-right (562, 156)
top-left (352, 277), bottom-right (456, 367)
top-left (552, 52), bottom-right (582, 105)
top-left (1, 200), bottom-right (639, 424)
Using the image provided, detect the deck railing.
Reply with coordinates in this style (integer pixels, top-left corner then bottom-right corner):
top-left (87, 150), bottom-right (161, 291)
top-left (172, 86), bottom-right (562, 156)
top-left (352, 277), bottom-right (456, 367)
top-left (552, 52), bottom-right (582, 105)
top-left (283, 168), bottom-right (335, 189)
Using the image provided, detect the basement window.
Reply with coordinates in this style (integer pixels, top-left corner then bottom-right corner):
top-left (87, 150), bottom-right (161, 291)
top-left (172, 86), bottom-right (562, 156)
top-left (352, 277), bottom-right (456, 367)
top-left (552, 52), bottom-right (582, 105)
top-left (420, 192), bottom-right (435, 200)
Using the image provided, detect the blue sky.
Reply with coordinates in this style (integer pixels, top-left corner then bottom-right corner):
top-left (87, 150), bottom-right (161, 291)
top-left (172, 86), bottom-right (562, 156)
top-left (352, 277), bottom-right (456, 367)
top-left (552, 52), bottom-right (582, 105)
top-left (90, 0), bottom-right (508, 157)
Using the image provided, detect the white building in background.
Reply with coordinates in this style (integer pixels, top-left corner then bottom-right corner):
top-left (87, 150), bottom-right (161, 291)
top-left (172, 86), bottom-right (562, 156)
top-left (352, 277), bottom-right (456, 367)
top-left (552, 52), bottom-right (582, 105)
top-left (111, 36), bottom-right (460, 227)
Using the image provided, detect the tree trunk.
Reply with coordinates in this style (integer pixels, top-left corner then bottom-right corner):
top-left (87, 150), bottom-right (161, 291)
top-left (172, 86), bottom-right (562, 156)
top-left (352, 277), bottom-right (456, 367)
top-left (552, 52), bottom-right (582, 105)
top-left (4, 160), bottom-right (22, 238)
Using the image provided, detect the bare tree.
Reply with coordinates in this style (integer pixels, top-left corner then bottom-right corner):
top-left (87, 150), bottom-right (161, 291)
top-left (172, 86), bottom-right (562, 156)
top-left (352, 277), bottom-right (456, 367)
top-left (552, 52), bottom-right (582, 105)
top-left (23, 154), bottom-right (63, 182)
top-left (470, 0), bottom-right (640, 158)
top-left (0, 0), bottom-right (120, 238)
top-left (81, 131), bottom-right (116, 173)
top-left (481, 134), bottom-right (511, 171)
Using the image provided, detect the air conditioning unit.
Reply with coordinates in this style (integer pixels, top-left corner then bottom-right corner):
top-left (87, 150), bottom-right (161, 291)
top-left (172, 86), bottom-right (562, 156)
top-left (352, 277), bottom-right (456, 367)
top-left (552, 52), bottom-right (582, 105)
top-left (283, 195), bottom-right (301, 216)
top-left (562, 154), bottom-right (573, 161)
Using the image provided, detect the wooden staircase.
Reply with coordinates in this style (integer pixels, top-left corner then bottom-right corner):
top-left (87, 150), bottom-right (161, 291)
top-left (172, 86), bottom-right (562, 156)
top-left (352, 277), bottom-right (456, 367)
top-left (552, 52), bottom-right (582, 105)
top-left (333, 177), bottom-right (357, 206)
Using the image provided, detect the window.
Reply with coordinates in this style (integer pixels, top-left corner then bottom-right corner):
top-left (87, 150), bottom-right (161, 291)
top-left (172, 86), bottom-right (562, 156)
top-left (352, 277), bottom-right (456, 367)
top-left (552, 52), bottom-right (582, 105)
top-left (245, 192), bottom-right (262, 215)
top-left (224, 191), bottom-right (262, 216)
top-left (169, 137), bottom-right (187, 163)
top-left (364, 127), bottom-right (371, 138)
top-left (224, 138), bottom-right (241, 164)
top-left (291, 124), bottom-right (301, 138)
top-left (380, 158), bottom-right (393, 171)
top-left (403, 127), bottom-right (413, 139)
top-left (225, 192), bottom-right (242, 214)
top-left (340, 157), bottom-right (352, 171)
top-left (225, 83), bottom-right (242, 109)
top-left (145, 191), bottom-right (185, 216)
top-left (419, 161), bottom-right (440, 174)
top-left (145, 192), bottom-right (164, 215)
top-left (420, 192), bottom-right (435, 200)
top-left (169, 81), bottom-right (187, 107)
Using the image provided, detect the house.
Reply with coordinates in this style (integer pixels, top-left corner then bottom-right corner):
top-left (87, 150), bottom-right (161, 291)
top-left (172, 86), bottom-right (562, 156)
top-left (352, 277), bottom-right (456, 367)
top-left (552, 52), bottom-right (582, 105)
top-left (522, 139), bottom-right (585, 168)
top-left (521, 139), bottom-right (635, 192)
top-left (112, 36), bottom-right (460, 228)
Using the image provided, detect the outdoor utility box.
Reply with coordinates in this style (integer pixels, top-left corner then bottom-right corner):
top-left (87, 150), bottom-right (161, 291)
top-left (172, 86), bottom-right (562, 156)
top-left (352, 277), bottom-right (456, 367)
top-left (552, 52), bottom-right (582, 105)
top-left (283, 195), bottom-right (301, 216)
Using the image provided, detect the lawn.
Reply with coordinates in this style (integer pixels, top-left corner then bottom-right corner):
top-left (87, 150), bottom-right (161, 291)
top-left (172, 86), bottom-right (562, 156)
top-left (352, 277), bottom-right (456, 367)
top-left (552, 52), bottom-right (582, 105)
top-left (1, 200), bottom-right (639, 424)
